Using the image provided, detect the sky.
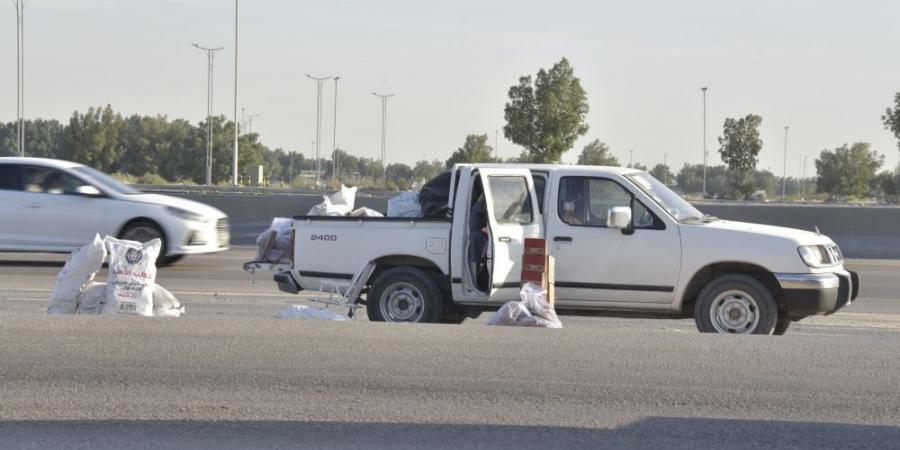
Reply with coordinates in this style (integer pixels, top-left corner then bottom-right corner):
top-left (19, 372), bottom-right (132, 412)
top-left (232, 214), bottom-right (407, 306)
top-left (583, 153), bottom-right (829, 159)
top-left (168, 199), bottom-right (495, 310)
top-left (2, 0), bottom-right (899, 176)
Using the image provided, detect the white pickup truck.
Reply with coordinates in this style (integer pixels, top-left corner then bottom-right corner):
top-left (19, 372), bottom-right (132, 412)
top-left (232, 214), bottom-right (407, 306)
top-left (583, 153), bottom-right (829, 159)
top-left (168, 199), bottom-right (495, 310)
top-left (260, 164), bottom-right (859, 335)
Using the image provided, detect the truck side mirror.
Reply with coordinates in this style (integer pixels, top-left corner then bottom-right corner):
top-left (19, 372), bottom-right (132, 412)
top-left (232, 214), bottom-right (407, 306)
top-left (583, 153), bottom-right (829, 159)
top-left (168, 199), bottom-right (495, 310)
top-left (607, 207), bottom-right (632, 230)
top-left (74, 185), bottom-right (102, 197)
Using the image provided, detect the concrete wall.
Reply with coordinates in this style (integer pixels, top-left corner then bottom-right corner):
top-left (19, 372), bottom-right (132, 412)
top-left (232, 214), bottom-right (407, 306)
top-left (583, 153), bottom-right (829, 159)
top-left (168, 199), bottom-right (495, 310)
top-left (176, 193), bottom-right (900, 259)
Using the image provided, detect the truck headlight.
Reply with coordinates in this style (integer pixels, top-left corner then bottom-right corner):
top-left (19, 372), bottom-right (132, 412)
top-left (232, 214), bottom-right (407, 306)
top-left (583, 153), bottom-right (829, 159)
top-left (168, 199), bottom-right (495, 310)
top-left (166, 206), bottom-right (208, 223)
top-left (798, 245), bottom-right (827, 268)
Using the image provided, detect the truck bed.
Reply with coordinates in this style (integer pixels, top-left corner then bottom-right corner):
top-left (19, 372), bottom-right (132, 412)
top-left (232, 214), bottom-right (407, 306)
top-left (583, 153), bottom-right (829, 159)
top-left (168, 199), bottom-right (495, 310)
top-left (291, 215), bottom-right (452, 290)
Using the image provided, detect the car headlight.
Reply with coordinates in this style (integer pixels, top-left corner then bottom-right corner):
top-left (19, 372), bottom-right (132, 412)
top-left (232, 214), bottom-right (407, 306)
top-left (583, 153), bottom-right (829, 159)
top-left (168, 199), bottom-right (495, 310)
top-left (798, 245), bottom-right (828, 268)
top-left (166, 206), bottom-right (208, 223)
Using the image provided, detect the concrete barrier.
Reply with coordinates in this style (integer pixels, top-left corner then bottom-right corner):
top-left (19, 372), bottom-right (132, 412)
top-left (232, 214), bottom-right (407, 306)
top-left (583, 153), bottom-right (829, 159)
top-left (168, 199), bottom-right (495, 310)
top-left (174, 193), bottom-right (900, 259)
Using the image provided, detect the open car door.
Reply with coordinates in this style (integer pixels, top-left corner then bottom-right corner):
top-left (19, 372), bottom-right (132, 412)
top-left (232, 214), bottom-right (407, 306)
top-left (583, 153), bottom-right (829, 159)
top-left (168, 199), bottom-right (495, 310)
top-left (478, 168), bottom-right (543, 303)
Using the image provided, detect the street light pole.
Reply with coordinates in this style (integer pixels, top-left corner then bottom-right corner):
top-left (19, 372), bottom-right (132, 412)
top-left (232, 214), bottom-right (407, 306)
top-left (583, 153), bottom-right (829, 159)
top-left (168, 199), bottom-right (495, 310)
top-left (193, 43), bottom-right (224, 185)
top-left (307, 74), bottom-right (333, 185)
top-left (13, 0), bottom-right (26, 156)
top-left (701, 87), bottom-right (708, 197)
top-left (232, 0), bottom-right (239, 186)
top-left (782, 126), bottom-right (789, 197)
top-left (246, 113), bottom-right (258, 134)
top-left (372, 92), bottom-right (394, 183)
top-left (332, 76), bottom-right (340, 183)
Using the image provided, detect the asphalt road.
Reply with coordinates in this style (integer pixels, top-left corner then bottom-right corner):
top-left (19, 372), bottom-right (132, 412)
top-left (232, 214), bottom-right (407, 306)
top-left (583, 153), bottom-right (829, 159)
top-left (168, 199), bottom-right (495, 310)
top-left (2, 249), bottom-right (900, 449)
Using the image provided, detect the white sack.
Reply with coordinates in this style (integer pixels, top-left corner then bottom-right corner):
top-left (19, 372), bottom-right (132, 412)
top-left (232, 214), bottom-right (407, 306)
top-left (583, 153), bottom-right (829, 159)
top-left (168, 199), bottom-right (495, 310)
top-left (275, 304), bottom-right (350, 321)
top-left (387, 192), bottom-right (422, 218)
top-left (102, 236), bottom-right (161, 317)
top-left (349, 207), bottom-right (384, 217)
top-left (76, 282), bottom-right (106, 315)
top-left (307, 196), bottom-right (351, 216)
top-left (486, 282), bottom-right (562, 328)
top-left (329, 184), bottom-right (357, 212)
top-left (153, 284), bottom-right (185, 318)
top-left (48, 234), bottom-right (106, 315)
top-left (254, 229), bottom-right (277, 261)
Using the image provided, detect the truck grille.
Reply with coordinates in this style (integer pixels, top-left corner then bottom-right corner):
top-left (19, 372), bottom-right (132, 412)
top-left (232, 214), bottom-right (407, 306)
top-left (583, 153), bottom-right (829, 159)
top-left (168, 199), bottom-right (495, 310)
top-left (217, 218), bottom-right (230, 247)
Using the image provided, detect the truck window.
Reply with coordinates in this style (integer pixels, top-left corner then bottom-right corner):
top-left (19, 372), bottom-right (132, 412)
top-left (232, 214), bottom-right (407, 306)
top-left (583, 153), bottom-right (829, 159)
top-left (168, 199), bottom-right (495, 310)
top-left (558, 176), bottom-right (660, 229)
top-left (531, 173), bottom-right (547, 214)
top-left (487, 176), bottom-right (533, 225)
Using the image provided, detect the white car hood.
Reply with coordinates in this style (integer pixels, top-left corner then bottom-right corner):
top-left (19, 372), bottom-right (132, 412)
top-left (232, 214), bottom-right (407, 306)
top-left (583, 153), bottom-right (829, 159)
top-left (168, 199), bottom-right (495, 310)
top-left (701, 220), bottom-right (832, 246)
top-left (126, 194), bottom-right (227, 219)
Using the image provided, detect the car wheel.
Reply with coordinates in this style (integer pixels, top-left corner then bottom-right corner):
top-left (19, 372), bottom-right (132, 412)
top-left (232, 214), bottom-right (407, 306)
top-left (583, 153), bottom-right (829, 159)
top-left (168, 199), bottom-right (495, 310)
top-left (119, 220), bottom-right (169, 266)
top-left (694, 274), bottom-right (778, 335)
top-left (366, 267), bottom-right (444, 323)
top-left (773, 318), bottom-right (791, 335)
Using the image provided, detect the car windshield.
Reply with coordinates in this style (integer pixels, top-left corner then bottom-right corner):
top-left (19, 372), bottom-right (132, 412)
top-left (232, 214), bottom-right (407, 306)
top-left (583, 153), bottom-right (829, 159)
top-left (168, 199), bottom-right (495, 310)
top-left (72, 166), bottom-right (142, 195)
top-left (625, 172), bottom-right (705, 222)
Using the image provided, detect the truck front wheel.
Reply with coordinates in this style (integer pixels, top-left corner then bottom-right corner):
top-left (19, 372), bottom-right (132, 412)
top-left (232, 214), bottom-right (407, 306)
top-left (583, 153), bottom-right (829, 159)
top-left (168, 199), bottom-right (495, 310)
top-left (367, 267), bottom-right (444, 323)
top-left (694, 274), bottom-right (778, 335)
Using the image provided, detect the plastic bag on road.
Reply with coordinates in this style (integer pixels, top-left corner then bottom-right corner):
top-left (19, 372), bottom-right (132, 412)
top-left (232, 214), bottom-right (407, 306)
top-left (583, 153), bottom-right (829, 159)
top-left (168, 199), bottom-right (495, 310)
top-left (48, 234), bottom-right (106, 315)
top-left (486, 282), bottom-right (562, 328)
top-left (275, 304), bottom-right (351, 321)
top-left (102, 236), bottom-right (161, 317)
top-left (350, 207), bottom-right (384, 217)
top-left (387, 192), bottom-right (422, 218)
top-left (153, 284), bottom-right (185, 318)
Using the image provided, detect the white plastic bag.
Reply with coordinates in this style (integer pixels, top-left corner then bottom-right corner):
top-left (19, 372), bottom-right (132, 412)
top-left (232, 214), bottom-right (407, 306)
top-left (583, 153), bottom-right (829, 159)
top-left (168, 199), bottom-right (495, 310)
top-left (350, 207), bottom-right (384, 217)
top-left (153, 284), bottom-right (184, 318)
top-left (48, 234), bottom-right (107, 315)
top-left (76, 282), bottom-right (106, 315)
top-left (485, 282), bottom-right (562, 328)
top-left (329, 185), bottom-right (357, 212)
top-left (102, 236), bottom-right (161, 317)
top-left (387, 192), bottom-right (422, 218)
top-left (307, 196), bottom-right (351, 216)
top-left (275, 304), bottom-right (350, 321)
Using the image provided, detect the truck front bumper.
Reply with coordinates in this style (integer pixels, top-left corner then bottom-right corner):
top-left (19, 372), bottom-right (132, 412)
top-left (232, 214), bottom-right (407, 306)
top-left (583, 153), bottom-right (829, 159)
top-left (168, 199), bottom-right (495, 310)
top-left (774, 270), bottom-right (859, 317)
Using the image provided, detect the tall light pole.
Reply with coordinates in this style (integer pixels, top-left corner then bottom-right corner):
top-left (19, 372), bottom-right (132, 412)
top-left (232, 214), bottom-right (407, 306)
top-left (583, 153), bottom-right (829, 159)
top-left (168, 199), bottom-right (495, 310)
top-left (232, 0), bottom-right (240, 186)
top-left (782, 125), bottom-right (789, 197)
top-left (801, 155), bottom-right (808, 200)
top-left (629, 149), bottom-right (634, 168)
top-left (701, 87), bottom-right (708, 197)
top-left (13, 0), bottom-right (26, 156)
top-left (193, 43), bottom-right (224, 185)
top-left (663, 153), bottom-right (668, 185)
top-left (307, 74), bottom-right (333, 184)
top-left (495, 129), bottom-right (499, 160)
top-left (332, 76), bottom-right (340, 183)
top-left (372, 92), bottom-right (394, 183)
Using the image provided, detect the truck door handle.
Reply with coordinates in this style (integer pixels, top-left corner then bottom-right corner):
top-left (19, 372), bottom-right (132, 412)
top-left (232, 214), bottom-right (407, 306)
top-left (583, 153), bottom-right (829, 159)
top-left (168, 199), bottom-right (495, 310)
top-left (498, 236), bottom-right (511, 243)
top-left (553, 236), bottom-right (573, 242)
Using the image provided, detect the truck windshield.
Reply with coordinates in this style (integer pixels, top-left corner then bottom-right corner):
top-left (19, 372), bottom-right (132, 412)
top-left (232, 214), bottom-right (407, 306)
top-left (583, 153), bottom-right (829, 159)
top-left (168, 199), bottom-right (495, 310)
top-left (625, 172), bottom-right (705, 222)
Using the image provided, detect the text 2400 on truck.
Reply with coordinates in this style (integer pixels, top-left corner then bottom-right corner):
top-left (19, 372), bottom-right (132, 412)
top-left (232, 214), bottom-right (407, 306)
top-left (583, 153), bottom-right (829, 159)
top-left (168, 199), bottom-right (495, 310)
top-left (261, 164), bottom-right (859, 335)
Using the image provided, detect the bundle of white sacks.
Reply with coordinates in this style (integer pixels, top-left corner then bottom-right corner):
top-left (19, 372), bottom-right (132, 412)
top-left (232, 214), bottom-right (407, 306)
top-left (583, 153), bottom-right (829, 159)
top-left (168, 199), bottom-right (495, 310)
top-left (46, 234), bottom-right (184, 317)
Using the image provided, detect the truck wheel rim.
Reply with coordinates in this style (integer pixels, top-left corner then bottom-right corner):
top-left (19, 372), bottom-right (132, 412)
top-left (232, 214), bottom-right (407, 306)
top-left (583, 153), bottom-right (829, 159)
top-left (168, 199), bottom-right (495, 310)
top-left (709, 289), bottom-right (760, 334)
top-left (380, 282), bottom-right (425, 322)
top-left (122, 226), bottom-right (161, 243)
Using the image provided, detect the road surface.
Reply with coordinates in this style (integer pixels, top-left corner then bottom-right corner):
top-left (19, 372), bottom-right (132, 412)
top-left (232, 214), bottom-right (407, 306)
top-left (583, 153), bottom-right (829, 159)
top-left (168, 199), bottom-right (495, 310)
top-left (1, 249), bottom-right (899, 449)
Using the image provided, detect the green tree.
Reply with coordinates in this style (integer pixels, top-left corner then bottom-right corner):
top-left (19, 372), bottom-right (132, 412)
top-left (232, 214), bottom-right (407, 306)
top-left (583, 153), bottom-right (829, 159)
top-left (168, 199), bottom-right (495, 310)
top-left (414, 159), bottom-right (444, 182)
top-left (815, 142), bottom-right (883, 198)
top-left (650, 164), bottom-right (674, 185)
top-left (883, 92), bottom-right (900, 152)
top-left (628, 162), bottom-right (648, 171)
top-left (503, 57), bottom-right (589, 163)
top-left (577, 139), bottom-right (619, 166)
top-left (676, 164), bottom-right (729, 197)
top-left (61, 105), bottom-right (126, 173)
top-left (718, 114), bottom-right (763, 199)
top-left (386, 163), bottom-right (415, 190)
top-left (445, 134), bottom-right (497, 168)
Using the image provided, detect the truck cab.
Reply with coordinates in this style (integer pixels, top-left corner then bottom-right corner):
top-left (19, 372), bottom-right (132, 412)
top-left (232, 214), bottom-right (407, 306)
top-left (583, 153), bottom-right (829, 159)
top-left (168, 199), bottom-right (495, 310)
top-left (273, 164), bottom-right (859, 335)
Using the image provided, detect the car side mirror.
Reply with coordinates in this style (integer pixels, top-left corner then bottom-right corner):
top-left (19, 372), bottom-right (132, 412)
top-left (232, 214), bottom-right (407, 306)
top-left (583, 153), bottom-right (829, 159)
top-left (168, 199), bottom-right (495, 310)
top-left (607, 207), bottom-right (632, 230)
top-left (74, 185), bottom-right (102, 197)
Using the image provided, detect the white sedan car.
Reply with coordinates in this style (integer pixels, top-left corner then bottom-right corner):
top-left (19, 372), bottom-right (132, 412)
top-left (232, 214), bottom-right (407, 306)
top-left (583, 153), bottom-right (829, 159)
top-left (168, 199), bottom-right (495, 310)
top-left (0, 157), bottom-right (229, 265)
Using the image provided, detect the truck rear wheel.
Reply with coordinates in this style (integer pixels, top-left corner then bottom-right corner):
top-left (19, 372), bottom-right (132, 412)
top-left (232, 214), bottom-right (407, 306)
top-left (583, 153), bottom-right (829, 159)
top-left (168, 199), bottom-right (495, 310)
top-left (694, 274), bottom-right (778, 335)
top-left (367, 267), bottom-right (444, 323)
